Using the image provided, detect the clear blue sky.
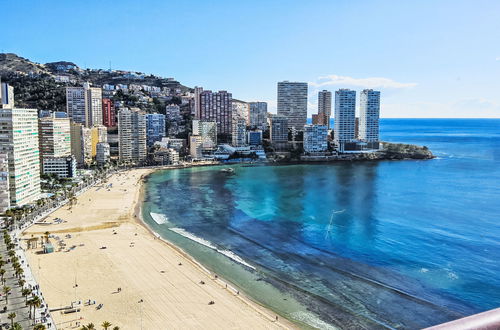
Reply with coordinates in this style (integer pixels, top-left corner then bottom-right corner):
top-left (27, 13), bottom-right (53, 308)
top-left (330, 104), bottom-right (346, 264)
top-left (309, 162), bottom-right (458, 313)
top-left (1, 0), bottom-right (500, 117)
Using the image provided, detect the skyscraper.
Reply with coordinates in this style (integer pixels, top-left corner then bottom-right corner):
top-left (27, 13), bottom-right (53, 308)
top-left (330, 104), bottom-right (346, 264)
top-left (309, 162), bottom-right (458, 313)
top-left (359, 89), bottom-right (381, 149)
top-left (318, 90), bottom-right (332, 129)
top-left (0, 153), bottom-right (10, 212)
top-left (192, 120), bottom-right (217, 151)
top-left (277, 81), bottom-right (308, 131)
top-left (0, 108), bottom-right (41, 206)
top-left (193, 86), bottom-right (203, 119)
top-left (66, 83), bottom-right (103, 127)
top-left (248, 102), bottom-right (268, 129)
top-left (199, 90), bottom-right (232, 137)
top-left (269, 115), bottom-right (288, 143)
top-left (334, 89), bottom-right (356, 151)
top-left (102, 98), bottom-right (116, 127)
top-left (146, 113), bottom-right (166, 147)
top-left (232, 118), bottom-right (247, 147)
top-left (38, 113), bottom-right (71, 158)
top-left (118, 108), bottom-right (147, 163)
top-left (232, 99), bottom-right (250, 125)
top-left (70, 122), bottom-right (92, 166)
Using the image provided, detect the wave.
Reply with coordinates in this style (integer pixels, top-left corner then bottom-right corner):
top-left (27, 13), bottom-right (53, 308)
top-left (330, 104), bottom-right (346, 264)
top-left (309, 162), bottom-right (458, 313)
top-left (169, 227), bottom-right (256, 270)
top-left (150, 212), bottom-right (168, 225)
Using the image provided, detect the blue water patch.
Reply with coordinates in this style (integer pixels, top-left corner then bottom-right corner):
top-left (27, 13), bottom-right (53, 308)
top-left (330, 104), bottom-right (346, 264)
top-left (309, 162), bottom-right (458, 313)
top-left (143, 119), bottom-right (500, 328)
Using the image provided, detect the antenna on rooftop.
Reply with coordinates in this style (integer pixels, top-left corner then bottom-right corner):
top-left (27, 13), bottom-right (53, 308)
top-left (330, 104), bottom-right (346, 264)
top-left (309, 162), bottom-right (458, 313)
top-left (109, 60), bottom-right (112, 71)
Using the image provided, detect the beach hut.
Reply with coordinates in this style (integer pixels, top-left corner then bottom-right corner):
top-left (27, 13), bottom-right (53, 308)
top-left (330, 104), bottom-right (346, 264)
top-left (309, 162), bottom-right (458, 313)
top-left (43, 243), bottom-right (54, 254)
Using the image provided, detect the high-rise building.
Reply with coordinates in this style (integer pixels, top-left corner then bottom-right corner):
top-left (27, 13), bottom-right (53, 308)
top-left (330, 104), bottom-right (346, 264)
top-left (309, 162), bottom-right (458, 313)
top-left (269, 115), bottom-right (288, 143)
top-left (0, 82), bottom-right (14, 108)
top-left (232, 100), bottom-right (250, 125)
top-left (277, 81), bottom-right (308, 131)
top-left (146, 113), bottom-right (166, 147)
top-left (0, 108), bottom-right (41, 207)
top-left (303, 124), bottom-right (328, 153)
top-left (359, 89), bottom-right (380, 148)
top-left (165, 104), bottom-right (181, 122)
top-left (192, 120), bottom-right (217, 151)
top-left (318, 90), bottom-right (332, 129)
top-left (248, 102), bottom-right (267, 129)
top-left (66, 83), bottom-right (103, 127)
top-left (38, 113), bottom-right (71, 158)
top-left (199, 90), bottom-right (232, 136)
top-left (102, 98), bottom-right (116, 127)
top-left (232, 118), bottom-right (247, 147)
top-left (334, 89), bottom-right (356, 151)
top-left (96, 142), bottom-right (110, 166)
top-left (70, 122), bottom-right (92, 166)
top-left (189, 135), bottom-right (203, 159)
top-left (0, 153), bottom-right (10, 212)
top-left (193, 86), bottom-right (203, 119)
top-left (90, 125), bottom-right (107, 158)
top-left (118, 108), bottom-right (147, 163)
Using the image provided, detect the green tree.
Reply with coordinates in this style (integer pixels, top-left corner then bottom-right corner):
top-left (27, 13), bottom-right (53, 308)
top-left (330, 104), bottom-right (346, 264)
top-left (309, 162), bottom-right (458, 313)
top-left (21, 288), bottom-right (31, 304)
top-left (102, 321), bottom-right (112, 330)
top-left (12, 322), bottom-right (22, 330)
top-left (3, 286), bottom-right (11, 304)
top-left (7, 312), bottom-right (16, 327)
top-left (0, 269), bottom-right (6, 284)
top-left (33, 325), bottom-right (46, 330)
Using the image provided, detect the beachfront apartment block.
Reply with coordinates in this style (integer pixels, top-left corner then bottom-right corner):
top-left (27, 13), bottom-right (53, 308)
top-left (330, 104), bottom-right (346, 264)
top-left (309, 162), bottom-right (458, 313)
top-left (232, 99), bottom-right (250, 125)
top-left (0, 153), bottom-right (9, 212)
top-left (66, 83), bottom-right (103, 127)
top-left (277, 81), bottom-right (308, 131)
top-left (38, 113), bottom-right (71, 158)
top-left (232, 118), bottom-right (247, 147)
top-left (0, 108), bottom-right (41, 207)
top-left (318, 90), bottom-right (332, 129)
top-left (118, 108), bottom-right (147, 164)
top-left (146, 113), bottom-right (166, 147)
top-left (192, 120), bottom-right (217, 151)
top-left (269, 115), bottom-right (288, 144)
top-left (334, 89), bottom-right (356, 151)
top-left (359, 89), bottom-right (381, 149)
top-left (42, 156), bottom-right (77, 178)
top-left (303, 124), bottom-right (328, 153)
top-left (189, 135), bottom-right (203, 159)
top-left (96, 142), bottom-right (110, 166)
top-left (70, 122), bottom-right (92, 166)
top-left (248, 102), bottom-right (268, 130)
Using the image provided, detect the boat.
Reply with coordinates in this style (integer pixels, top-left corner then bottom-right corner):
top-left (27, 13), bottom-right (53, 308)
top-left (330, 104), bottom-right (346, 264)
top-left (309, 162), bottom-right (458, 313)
top-left (220, 168), bottom-right (235, 173)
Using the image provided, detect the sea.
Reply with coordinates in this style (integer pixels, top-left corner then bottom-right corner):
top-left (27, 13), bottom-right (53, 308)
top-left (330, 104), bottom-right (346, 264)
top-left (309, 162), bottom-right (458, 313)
top-left (141, 119), bottom-right (500, 329)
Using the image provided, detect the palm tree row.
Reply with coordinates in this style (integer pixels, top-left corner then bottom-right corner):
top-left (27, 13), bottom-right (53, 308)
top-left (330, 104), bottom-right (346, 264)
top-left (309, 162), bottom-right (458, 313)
top-left (80, 321), bottom-right (119, 330)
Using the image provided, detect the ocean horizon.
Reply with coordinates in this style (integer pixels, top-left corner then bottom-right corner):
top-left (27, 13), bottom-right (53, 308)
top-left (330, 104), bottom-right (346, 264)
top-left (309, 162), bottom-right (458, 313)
top-left (141, 118), bottom-right (500, 329)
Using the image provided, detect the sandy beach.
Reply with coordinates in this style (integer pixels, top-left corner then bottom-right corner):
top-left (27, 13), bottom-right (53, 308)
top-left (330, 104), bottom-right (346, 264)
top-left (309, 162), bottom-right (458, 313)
top-left (22, 169), bottom-right (294, 329)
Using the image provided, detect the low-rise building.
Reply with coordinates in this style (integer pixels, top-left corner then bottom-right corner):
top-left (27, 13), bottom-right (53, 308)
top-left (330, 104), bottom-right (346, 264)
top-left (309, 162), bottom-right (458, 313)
top-left (303, 124), bottom-right (328, 153)
top-left (96, 142), bottom-right (110, 166)
top-left (247, 130), bottom-right (263, 146)
top-left (42, 156), bottom-right (77, 178)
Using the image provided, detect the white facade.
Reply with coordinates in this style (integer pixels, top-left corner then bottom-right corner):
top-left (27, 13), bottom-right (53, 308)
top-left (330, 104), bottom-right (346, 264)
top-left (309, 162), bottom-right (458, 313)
top-left (118, 108), bottom-right (147, 163)
top-left (277, 81), bottom-right (308, 130)
top-left (165, 104), bottom-right (181, 121)
top-left (38, 114), bottom-right (71, 158)
top-left (66, 87), bottom-right (86, 125)
top-left (189, 135), bottom-right (203, 158)
top-left (303, 124), bottom-right (328, 153)
top-left (192, 120), bottom-right (217, 150)
top-left (232, 118), bottom-right (247, 147)
top-left (0, 108), bottom-right (41, 207)
top-left (66, 83), bottom-right (103, 127)
top-left (359, 89), bottom-right (380, 142)
top-left (0, 153), bottom-right (9, 212)
top-left (0, 83), bottom-right (14, 108)
top-left (85, 84), bottom-right (103, 126)
top-left (232, 100), bottom-right (250, 125)
top-left (334, 89), bottom-right (356, 144)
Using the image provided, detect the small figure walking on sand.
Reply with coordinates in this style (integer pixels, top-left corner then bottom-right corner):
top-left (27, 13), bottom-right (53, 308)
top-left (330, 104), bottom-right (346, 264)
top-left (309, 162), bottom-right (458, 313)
top-left (276, 316), bottom-right (279, 321)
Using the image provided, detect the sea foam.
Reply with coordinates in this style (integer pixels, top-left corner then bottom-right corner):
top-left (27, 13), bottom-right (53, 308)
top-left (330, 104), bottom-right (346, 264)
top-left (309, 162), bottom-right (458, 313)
top-left (169, 227), bottom-right (256, 270)
top-left (150, 212), bottom-right (168, 224)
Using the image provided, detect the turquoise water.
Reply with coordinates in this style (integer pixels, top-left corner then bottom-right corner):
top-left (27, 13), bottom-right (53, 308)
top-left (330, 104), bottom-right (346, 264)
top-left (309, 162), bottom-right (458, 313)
top-left (142, 119), bottom-right (500, 329)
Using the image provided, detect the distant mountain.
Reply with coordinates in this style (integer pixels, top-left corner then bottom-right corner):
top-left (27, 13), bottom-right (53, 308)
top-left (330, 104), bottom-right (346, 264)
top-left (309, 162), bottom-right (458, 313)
top-left (0, 53), bottom-right (191, 112)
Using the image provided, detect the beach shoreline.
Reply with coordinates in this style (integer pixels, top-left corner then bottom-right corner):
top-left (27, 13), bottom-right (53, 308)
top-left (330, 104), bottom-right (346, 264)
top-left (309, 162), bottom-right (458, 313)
top-left (21, 168), bottom-right (295, 329)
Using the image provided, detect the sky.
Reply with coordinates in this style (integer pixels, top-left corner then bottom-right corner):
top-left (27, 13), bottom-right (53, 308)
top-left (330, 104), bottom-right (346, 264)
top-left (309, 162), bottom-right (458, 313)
top-left (1, 0), bottom-right (500, 118)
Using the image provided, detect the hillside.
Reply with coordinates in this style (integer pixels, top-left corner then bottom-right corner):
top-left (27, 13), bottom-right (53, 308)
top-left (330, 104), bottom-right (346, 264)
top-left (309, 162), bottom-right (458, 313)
top-left (0, 53), bottom-right (191, 112)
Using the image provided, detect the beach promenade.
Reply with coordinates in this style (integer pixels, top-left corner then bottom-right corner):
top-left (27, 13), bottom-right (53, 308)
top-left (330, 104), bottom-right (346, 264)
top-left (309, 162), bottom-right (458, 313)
top-left (21, 169), bottom-right (293, 329)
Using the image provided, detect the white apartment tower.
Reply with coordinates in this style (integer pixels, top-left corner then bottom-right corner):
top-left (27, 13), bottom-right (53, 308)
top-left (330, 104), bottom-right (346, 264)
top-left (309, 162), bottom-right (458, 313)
top-left (277, 81), bottom-right (308, 131)
top-left (359, 89), bottom-right (380, 147)
top-left (192, 120), bottom-right (217, 150)
top-left (303, 124), bottom-right (328, 153)
top-left (249, 102), bottom-right (267, 129)
top-left (66, 83), bottom-right (103, 127)
top-left (118, 108), bottom-right (147, 163)
top-left (38, 114), bottom-right (71, 158)
top-left (0, 108), bottom-right (41, 206)
top-left (318, 90), bottom-right (332, 129)
top-left (334, 89), bottom-right (356, 149)
top-left (1, 82), bottom-right (14, 108)
top-left (0, 153), bottom-right (9, 212)
top-left (232, 118), bottom-right (247, 147)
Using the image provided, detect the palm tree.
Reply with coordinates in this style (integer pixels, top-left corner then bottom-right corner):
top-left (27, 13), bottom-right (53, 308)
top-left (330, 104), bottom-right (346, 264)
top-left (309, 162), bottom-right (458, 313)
top-left (14, 267), bottom-right (23, 279)
top-left (3, 286), bottom-right (11, 304)
top-left (33, 325), bottom-right (46, 330)
top-left (0, 269), bottom-right (5, 284)
top-left (21, 288), bottom-right (31, 304)
top-left (8, 250), bottom-right (15, 258)
top-left (12, 322), bottom-right (22, 330)
top-left (101, 321), bottom-right (112, 330)
top-left (18, 278), bottom-right (25, 288)
top-left (44, 231), bottom-right (50, 243)
top-left (81, 323), bottom-right (95, 330)
top-left (7, 312), bottom-right (16, 327)
top-left (112, 327), bottom-right (120, 330)
top-left (30, 295), bottom-right (42, 321)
